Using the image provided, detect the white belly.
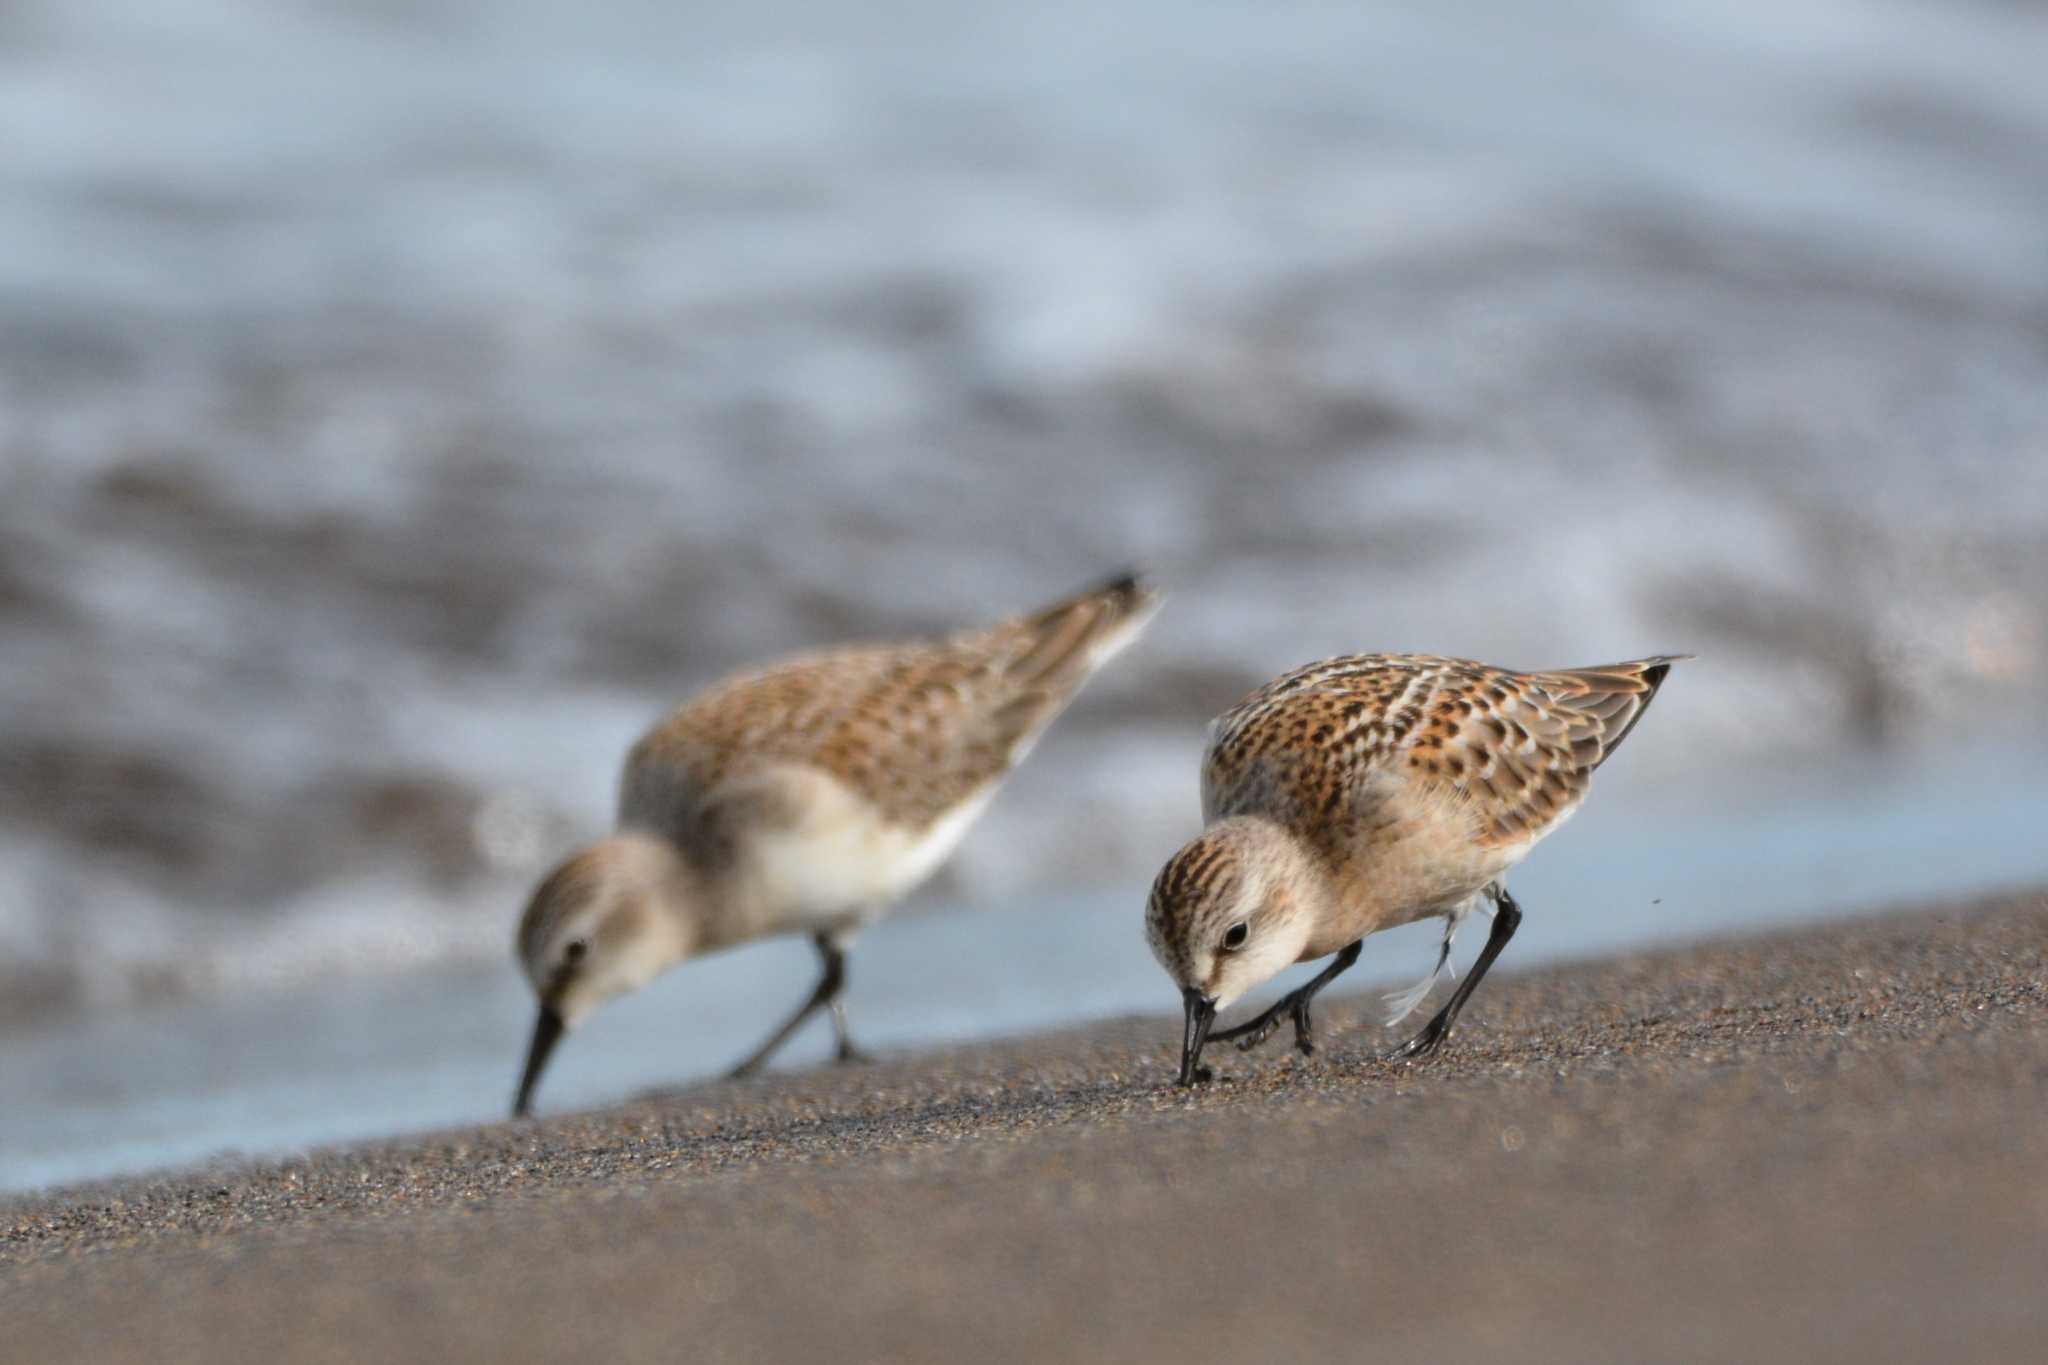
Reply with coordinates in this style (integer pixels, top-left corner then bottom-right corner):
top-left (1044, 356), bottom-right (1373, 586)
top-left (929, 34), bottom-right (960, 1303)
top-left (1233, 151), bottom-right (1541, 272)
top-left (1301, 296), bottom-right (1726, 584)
top-left (729, 773), bottom-right (996, 937)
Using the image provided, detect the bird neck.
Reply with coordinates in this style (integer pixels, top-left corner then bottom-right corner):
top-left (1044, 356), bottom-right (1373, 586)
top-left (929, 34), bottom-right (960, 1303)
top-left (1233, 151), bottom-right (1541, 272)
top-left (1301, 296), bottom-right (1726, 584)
top-left (1210, 815), bottom-right (1337, 924)
top-left (590, 831), bottom-right (716, 963)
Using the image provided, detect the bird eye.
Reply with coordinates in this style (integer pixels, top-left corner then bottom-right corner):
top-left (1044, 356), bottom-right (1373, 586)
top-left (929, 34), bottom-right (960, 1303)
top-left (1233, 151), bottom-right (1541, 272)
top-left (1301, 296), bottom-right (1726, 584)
top-left (1223, 922), bottom-right (1249, 950)
top-left (563, 939), bottom-right (590, 965)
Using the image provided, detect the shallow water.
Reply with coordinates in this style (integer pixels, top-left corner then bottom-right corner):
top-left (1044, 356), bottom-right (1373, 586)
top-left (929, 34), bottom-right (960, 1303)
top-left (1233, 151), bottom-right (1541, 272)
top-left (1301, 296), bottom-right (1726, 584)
top-left (6, 745), bottom-right (2041, 1195)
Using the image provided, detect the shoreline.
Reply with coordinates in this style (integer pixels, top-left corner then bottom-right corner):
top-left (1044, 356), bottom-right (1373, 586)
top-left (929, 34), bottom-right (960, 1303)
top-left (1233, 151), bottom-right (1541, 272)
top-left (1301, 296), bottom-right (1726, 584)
top-left (5, 888), bottom-right (2045, 1361)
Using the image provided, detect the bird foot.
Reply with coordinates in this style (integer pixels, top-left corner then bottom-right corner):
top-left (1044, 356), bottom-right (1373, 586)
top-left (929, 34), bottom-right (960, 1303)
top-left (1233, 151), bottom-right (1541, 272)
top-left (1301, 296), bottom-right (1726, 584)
top-left (1231, 1016), bottom-right (1286, 1052)
top-left (1389, 1020), bottom-right (1450, 1062)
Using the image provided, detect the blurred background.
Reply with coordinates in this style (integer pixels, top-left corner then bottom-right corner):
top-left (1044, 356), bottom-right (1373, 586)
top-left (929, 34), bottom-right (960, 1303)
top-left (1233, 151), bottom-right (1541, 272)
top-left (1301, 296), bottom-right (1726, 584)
top-left (3, 0), bottom-right (2046, 1189)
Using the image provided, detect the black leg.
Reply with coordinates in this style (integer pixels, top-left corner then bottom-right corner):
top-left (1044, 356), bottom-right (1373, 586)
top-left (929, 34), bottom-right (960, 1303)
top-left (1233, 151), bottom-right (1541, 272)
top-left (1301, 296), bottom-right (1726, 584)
top-left (1210, 940), bottom-right (1364, 1056)
top-left (1392, 885), bottom-right (1522, 1061)
top-left (730, 933), bottom-right (852, 1078)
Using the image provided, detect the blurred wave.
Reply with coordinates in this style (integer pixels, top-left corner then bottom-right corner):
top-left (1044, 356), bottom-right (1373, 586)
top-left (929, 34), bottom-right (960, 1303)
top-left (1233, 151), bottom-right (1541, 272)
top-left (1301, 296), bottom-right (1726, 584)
top-left (3, 0), bottom-right (2046, 1017)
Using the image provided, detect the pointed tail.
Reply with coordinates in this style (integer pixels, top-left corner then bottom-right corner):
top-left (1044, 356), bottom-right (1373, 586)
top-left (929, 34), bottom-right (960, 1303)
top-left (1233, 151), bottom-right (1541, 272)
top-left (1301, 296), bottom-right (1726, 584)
top-left (1001, 569), bottom-right (1163, 689)
top-left (1533, 654), bottom-right (1691, 770)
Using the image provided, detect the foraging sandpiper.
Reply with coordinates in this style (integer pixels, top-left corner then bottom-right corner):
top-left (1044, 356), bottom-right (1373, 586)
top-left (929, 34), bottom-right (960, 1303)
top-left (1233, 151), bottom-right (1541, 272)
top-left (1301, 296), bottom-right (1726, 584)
top-left (1146, 652), bottom-right (1683, 1085)
top-left (513, 573), bottom-right (1161, 1116)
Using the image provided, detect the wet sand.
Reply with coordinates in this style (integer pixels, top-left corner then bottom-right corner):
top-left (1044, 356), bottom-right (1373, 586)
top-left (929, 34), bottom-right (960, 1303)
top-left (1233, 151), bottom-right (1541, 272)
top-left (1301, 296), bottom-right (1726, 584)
top-left (4, 889), bottom-right (2045, 1363)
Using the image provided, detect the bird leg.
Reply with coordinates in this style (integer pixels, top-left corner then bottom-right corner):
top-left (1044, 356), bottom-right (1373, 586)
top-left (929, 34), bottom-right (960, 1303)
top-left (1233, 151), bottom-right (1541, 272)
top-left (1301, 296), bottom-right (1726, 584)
top-left (1391, 885), bottom-right (1522, 1061)
top-left (827, 999), bottom-right (870, 1065)
top-left (730, 933), bottom-right (856, 1078)
top-left (1209, 940), bottom-right (1363, 1056)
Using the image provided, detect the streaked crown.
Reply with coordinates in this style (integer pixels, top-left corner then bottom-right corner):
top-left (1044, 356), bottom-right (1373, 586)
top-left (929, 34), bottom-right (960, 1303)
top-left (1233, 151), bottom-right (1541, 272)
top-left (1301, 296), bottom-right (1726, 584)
top-left (1144, 818), bottom-right (1317, 1008)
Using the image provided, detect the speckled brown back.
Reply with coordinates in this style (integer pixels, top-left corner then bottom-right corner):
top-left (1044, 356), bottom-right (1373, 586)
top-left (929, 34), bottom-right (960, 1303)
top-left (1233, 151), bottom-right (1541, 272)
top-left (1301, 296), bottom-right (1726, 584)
top-left (622, 573), bottom-right (1158, 837)
top-left (1202, 653), bottom-right (1682, 851)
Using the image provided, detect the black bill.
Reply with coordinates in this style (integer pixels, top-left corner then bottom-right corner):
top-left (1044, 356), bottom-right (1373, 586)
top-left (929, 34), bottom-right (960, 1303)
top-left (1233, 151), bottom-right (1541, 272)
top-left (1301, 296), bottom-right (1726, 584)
top-left (1178, 988), bottom-right (1217, 1086)
top-left (512, 1005), bottom-right (565, 1118)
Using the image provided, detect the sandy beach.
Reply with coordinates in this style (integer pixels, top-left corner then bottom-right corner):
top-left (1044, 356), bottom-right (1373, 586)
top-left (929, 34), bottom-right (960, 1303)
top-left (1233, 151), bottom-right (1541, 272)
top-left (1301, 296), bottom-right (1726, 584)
top-left (4, 888), bottom-right (2042, 1362)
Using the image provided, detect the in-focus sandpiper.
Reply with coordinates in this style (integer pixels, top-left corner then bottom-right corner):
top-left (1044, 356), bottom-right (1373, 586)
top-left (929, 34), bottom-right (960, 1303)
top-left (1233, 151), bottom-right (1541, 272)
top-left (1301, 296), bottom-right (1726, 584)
top-left (512, 572), bottom-right (1160, 1116)
top-left (1146, 652), bottom-right (1683, 1084)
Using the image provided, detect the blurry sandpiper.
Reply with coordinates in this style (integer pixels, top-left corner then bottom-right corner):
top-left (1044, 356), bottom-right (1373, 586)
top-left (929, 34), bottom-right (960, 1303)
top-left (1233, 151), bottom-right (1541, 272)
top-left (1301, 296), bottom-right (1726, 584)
top-left (1146, 652), bottom-right (1684, 1085)
top-left (512, 572), bottom-right (1161, 1116)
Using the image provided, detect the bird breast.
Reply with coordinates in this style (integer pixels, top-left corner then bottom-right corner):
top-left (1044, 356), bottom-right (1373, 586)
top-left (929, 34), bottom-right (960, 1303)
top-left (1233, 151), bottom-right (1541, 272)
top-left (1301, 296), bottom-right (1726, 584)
top-left (1307, 780), bottom-right (1569, 954)
top-left (717, 765), bottom-right (998, 939)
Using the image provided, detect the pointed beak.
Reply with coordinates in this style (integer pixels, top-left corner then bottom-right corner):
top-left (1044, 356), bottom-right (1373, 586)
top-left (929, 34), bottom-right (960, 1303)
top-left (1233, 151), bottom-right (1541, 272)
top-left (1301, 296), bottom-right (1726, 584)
top-left (513, 1005), bottom-right (565, 1118)
top-left (1178, 987), bottom-right (1217, 1086)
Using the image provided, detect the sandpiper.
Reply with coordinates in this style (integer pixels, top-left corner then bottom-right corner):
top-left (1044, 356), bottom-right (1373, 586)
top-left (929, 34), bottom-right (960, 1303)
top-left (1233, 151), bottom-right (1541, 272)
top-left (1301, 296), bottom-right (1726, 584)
top-left (1146, 652), bottom-right (1683, 1085)
top-left (512, 572), bottom-right (1160, 1116)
